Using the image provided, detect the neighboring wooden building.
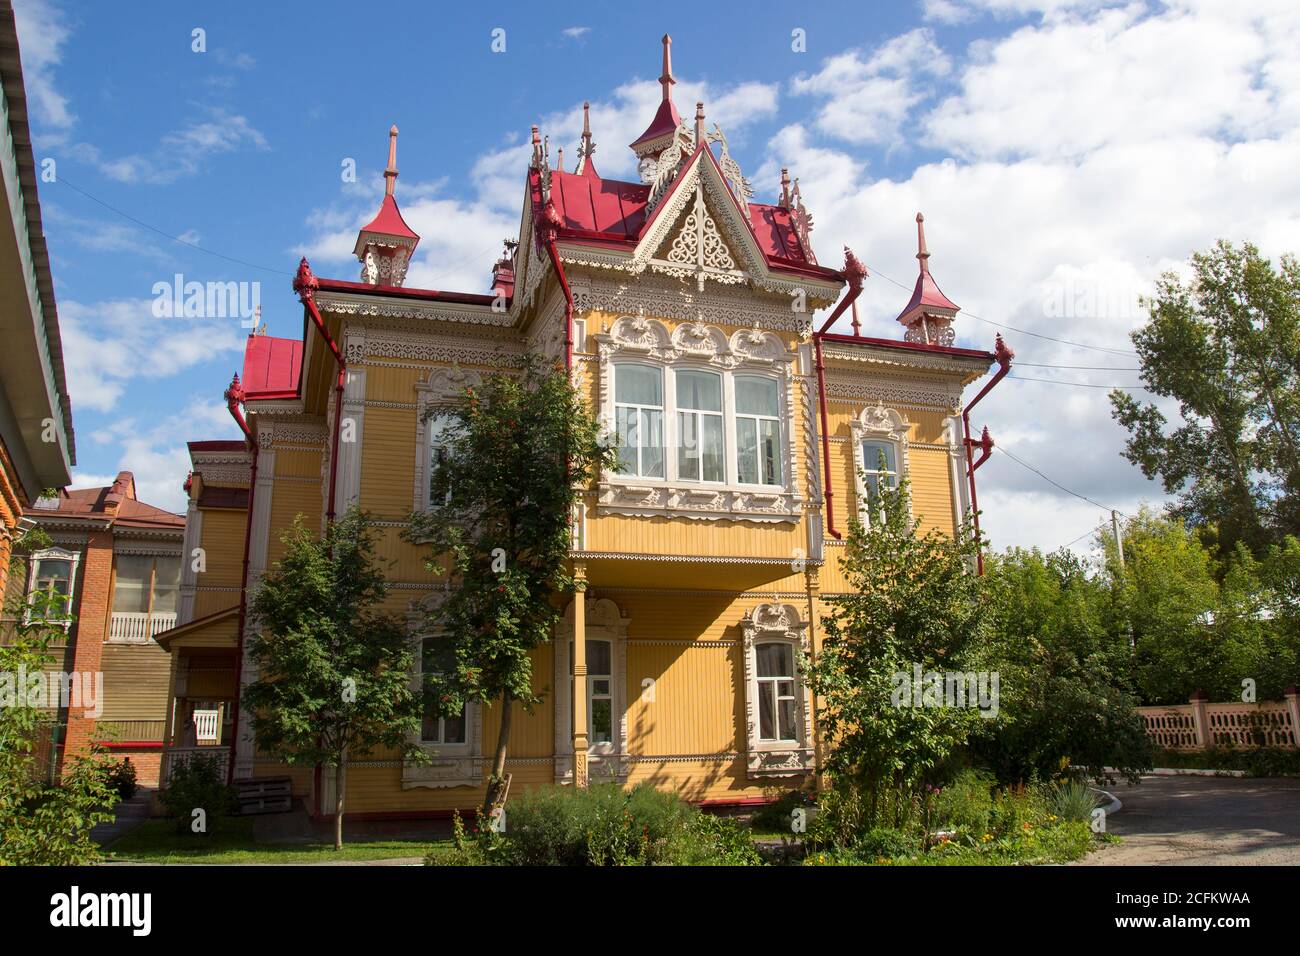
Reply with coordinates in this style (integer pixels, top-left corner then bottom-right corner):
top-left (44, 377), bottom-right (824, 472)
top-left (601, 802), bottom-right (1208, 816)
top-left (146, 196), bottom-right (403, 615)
top-left (0, 2), bottom-right (76, 593)
top-left (8, 473), bottom-right (184, 785)
top-left (157, 37), bottom-right (1009, 816)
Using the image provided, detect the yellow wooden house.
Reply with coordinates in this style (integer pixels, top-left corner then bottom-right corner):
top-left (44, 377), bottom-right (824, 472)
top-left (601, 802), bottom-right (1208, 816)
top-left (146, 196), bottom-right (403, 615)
top-left (154, 37), bottom-right (1009, 817)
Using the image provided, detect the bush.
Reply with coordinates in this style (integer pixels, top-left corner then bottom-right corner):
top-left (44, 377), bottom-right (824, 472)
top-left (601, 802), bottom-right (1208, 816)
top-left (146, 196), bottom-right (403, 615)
top-left (158, 753), bottom-right (237, 834)
top-left (1048, 780), bottom-right (1100, 823)
top-left (933, 769), bottom-right (994, 834)
top-left (748, 787), bottom-right (816, 835)
top-left (1154, 746), bottom-right (1300, 777)
top-left (855, 827), bottom-right (921, 859)
top-left (107, 758), bottom-right (139, 802)
top-left (429, 784), bottom-right (761, 866)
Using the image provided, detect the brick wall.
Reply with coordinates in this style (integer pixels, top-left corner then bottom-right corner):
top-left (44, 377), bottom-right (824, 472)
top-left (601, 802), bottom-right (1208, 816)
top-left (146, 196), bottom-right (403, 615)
top-left (60, 529), bottom-right (112, 769)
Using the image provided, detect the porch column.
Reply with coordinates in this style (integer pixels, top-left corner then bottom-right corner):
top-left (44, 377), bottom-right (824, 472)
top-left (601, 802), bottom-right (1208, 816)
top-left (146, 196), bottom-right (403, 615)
top-left (571, 562), bottom-right (588, 788)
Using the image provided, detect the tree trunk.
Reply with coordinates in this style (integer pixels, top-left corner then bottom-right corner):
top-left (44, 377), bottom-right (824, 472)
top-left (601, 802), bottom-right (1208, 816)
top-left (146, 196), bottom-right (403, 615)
top-left (482, 689), bottom-right (513, 813)
top-left (334, 747), bottom-right (347, 851)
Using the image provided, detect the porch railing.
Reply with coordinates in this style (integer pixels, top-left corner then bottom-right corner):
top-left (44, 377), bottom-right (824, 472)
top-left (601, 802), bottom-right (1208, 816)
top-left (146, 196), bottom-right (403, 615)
top-left (108, 611), bottom-right (177, 643)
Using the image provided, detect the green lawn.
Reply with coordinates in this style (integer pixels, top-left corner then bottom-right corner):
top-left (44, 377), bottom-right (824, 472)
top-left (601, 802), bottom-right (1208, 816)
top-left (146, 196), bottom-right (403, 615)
top-left (106, 818), bottom-right (448, 865)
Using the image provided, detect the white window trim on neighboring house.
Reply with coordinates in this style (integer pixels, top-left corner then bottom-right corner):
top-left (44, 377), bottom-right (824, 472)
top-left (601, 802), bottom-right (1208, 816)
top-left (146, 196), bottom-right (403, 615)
top-left (594, 314), bottom-right (802, 523)
top-left (554, 596), bottom-right (629, 785)
top-left (850, 403), bottom-right (912, 526)
top-left (26, 547), bottom-right (81, 628)
top-left (412, 366), bottom-right (482, 514)
top-left (740, 602), bottom-right (814, 779)
top-left (400, 599), bottom-right (483, 790)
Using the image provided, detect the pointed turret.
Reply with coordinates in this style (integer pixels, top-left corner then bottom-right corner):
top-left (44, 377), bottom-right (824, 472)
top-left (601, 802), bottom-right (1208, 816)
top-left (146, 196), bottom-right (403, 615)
top-left (575, 101), bottom-right (599, 177)
top-left (630, 35), bottom-right (684, 158)
top-left (354, 125), bottom-right (420, 287)
top-left (895, 212), bottom-right (959, 345)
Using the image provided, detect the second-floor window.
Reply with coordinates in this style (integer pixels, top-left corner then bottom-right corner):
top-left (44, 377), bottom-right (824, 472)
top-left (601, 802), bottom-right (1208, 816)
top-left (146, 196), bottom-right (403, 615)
top-left (30, 553), bottom-right (75, 621)
top-left (675, 369), bottom-right (724, 483)
top-left (614, 364), bottom-right (664, 478)
top-left (861, 440), bottom-right (899, 502)
top-left (427, 414), bottom-right (452, 508)
top-left (735, 375), bottom-right (782, 486)
top-left (113, 555), bottom-right (181, 617)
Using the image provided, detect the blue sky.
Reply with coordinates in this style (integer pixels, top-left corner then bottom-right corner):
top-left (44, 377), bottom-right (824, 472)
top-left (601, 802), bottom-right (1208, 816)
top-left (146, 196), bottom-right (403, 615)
top-left (15, 0), bottom-right (1300, 553)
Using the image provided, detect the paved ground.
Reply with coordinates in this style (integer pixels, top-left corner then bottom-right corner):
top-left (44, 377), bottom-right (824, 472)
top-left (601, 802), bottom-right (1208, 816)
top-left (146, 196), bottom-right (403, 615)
top-left (1077, 775), bottom-right (1300, 865)
top-left (91, 788), bottom-right (155, 847)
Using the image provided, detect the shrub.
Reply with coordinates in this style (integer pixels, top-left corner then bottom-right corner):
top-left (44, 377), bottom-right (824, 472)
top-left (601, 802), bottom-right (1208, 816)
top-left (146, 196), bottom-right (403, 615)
top-left (855, 826), bottom-right (921, 859)
top-left (1048, 780), bottom-right (1100, 823)
top-left (933, 769), bottom-right (994, 834)
top-left (428, 784), bottom-right (761, 866)
top-left (159, 753), bottom-right (237, 834)
top-left (748, 787), bottom-right (816, 835)
top-left (107, 758), bottom-right (139, 802)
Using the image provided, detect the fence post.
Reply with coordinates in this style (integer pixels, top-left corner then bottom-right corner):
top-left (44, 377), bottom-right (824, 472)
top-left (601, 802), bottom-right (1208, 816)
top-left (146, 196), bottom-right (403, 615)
top-left (1189, 689), bottom-right (1210, 749)
top-left (1285, 686), bottom-right (1300, 750)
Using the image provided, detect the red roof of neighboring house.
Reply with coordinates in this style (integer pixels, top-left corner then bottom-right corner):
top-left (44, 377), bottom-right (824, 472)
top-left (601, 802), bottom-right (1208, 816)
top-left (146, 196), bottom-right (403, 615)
top-left (242, 334), bottom-right (303, 400)
top-left (24, 471), bottom-right (184, 529)
top-left (187, 440), bottom-right (247, 453)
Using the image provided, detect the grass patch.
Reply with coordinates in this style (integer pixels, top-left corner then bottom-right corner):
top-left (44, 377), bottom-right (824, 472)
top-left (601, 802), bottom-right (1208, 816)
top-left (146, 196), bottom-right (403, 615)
top-left (106, 818), bottom-right (446, 865)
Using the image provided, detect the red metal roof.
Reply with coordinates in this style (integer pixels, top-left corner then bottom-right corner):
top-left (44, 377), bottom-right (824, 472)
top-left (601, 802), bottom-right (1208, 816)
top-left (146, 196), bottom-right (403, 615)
top-left (630, 98), bottom-right (683, 150)
top-left (242, 334), bottom-right (303, 400)
top-left (358, 193), bottom-right (418, 241)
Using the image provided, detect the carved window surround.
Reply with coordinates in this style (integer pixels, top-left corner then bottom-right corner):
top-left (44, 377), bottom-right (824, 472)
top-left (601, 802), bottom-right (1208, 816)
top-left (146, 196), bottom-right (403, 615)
top-left (401, 599), bottom-right (484, 790)
top-left (849, 404), bottom-right (913, 525)
top-left (554, 596), bottom-right (630, 785)
top-left (594, 315), bottom-right (803, 524)
top-left (740, 603), bottom-right (814, 779)
top-left (411, 366), bottom-right (483, 515)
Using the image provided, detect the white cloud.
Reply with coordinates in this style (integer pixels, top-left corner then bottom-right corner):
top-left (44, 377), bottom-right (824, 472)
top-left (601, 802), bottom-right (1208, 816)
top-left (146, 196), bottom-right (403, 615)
top-left (774, 3), bottom-right (1300, 552)
top-left (80, 400), bottom-right (240, 513)
top-left (792, 29), bottom-right (950, 146)
top-left (561, 26), bottom-right (590, 39)
top-left (59, 298), bottom-right (247, 413)
top-left (11, 0), bottom-right (74, 135)
top-left (71, 109), bottom-right (270, 184)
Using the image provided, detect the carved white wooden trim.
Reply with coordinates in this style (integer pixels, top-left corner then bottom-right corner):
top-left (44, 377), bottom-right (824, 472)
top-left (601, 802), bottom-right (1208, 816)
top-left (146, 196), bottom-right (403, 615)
top-left (739, 602), bottom-right (814, 779)
top-left (849, 404), bottom-right (912, 525)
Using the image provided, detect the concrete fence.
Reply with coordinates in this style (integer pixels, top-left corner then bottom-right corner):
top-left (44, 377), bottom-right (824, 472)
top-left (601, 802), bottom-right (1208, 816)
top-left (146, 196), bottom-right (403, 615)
top-left (1137, 689), bottom-right (1300, 751)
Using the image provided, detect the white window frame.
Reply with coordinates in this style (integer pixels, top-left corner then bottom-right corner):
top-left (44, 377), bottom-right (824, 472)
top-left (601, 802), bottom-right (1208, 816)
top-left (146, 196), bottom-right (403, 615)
top-left (418, 636), bottom-right (469, 747)
top-left (612, 362), bottom-right (665, 479)
top-left (674, 367), bottom-right (726, 484)
top-left (754, 641), bottom-right (800, 743)
top-left (413, 367), bottom-right (482, 515)
top-left (740, 602), bottom-right (813, 779)
top-left (401, 607), bottom-right (482, 789)
top-left (554, 596), bottom-right (629, 784)
top-left (593, 315), bottom-right (802, 523)
top-left (850, 404), bottom-right (912, 526)
top-left (26, 547), bottom-right (80, 627)
top-left (734, 373), bottom-right (784, 487)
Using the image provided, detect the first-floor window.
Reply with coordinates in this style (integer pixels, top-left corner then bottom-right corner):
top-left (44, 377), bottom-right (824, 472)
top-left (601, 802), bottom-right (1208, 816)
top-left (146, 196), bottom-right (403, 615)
top-left (861, 440), bottom-right (899, 502)
top-left (420, 638), bottom-right (466, 745)
top-left (570, 639), bottom-right (613, 746)
top-left (755, 642), bottom-right (798, 742)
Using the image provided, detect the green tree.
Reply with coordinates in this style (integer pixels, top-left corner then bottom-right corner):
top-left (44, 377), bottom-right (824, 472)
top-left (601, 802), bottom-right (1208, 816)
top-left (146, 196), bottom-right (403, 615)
top-left (243, 507), bottom-right (423, 849)
top-left (1, 532), bottom-right (117, 865)
top-left (1110, 240), bottom-right (1300, 554)
top-left (407, 360), bottom-right (614, 812)
top-left (808, 475), bottom-right (989, 830)
top-left (975, 547), bottom-right (1151, 784)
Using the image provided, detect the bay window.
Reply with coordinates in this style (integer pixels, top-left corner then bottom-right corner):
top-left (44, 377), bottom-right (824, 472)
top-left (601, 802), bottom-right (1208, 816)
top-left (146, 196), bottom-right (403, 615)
top-left (614, 364), bottom-right (664, 478)
top-left (675, 369), bottom-right (724, 482)
top-left (735, 375), bottom-right (782, 485)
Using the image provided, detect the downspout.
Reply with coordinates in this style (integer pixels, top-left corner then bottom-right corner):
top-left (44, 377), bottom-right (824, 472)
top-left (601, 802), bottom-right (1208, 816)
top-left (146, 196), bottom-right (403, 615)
top-left (539, 199), bottom-right (574, 372)
top-left (961, 334), bottom-right (1013, 574)
top-left (812, 248), bottom-right (867, 540)
top-left (224, 373), bottom-right (255, 785)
